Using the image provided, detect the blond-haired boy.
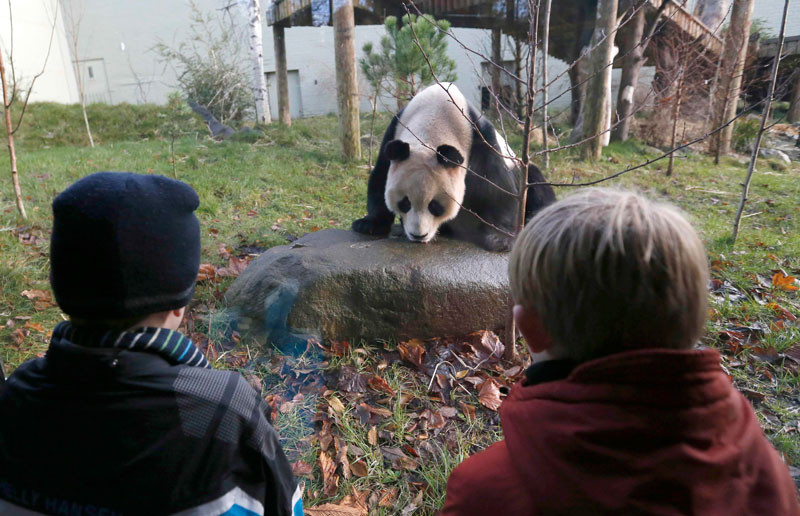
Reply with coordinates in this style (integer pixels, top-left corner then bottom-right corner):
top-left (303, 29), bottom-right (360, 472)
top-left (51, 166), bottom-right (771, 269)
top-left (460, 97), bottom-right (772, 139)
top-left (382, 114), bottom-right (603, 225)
top-left (442, 188), bottom-right (799, 515)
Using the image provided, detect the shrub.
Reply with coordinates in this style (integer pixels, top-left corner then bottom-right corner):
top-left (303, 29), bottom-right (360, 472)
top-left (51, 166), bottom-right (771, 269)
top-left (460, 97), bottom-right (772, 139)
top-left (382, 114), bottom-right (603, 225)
top-left (154, 2), bottom-right (252, 126)
top-left (732, 117), bottom-right (760, 153)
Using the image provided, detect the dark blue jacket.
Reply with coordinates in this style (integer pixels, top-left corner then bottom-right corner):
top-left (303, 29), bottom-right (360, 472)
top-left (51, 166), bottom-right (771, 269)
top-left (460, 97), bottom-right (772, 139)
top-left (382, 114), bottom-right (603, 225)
top-left (0, 325), bottom-right (302, 516)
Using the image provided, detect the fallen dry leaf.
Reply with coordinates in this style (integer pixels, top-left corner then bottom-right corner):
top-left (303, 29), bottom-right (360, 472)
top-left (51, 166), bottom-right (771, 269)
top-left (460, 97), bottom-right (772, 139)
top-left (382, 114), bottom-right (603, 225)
top-left (21, 289), bottom-right (51, 301)
top-left (10, 328), bottom-right (27, 346)
top-left (216, 256), bottom-right (249, 278)
top-left (378, 488), bottom-right (398, 507)
top-left (335, 436), bottom-right (351, 480)
top-left (397, 338), bottom-right (426, 367)
top-left (196, 264), bottom-right (217, 282)
top-left (459, 401), bottom-right (476, 421)
top-left (367, 375), bottom-right (395, 396)
top-left (291, 460), bottom-right (313, 478)
top-left (478, 379), bottom-right (503, 410)
top-left (772, 271), bottom-right (799, 291)
top-left (319, 451), bottom-right (339, 497)
top-left (304, 504), bottom-right (365, 516)
top-left (350, 460), bottom-right (368, 477)
top-left (23, 321), bottom-right (46, 333)
top-left (368, 425), bottom-right (378, 446)
top-left (361, 402), bottom-right (392, 418)
top-left (328, 395), bottom-right (346, 414)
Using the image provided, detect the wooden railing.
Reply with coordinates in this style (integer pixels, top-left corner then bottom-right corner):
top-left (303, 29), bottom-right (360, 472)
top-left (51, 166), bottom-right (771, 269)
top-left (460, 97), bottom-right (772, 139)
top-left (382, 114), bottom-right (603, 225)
top-left (758, 35), bottom-right (800, 58)
top-left (647, 0), bottom-right (722, 53)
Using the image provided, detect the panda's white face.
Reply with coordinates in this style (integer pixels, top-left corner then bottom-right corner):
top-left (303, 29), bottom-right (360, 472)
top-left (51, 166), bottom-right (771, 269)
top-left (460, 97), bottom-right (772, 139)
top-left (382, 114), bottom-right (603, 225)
top-left (384, 140), bottom-right (466, 244)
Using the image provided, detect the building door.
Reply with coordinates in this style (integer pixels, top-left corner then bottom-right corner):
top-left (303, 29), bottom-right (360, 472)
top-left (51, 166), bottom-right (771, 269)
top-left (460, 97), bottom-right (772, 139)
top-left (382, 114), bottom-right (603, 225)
top-left (266, 69), bottom-right (303, 119)
top-left (75, 58), bottom-right (112, 104)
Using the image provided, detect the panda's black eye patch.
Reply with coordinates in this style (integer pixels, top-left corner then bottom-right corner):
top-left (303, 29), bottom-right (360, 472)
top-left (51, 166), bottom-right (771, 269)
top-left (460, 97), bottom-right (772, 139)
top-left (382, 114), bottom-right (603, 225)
top-left (428, 199), bottom-right (445, 217)
top-left (398, 196), bottom-right (411, 213)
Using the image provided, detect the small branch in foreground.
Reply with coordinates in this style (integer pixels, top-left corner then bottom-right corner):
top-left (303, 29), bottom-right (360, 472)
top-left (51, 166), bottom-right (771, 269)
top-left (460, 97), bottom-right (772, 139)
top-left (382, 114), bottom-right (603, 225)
top-left (731, 0), bottom-right (790, 244)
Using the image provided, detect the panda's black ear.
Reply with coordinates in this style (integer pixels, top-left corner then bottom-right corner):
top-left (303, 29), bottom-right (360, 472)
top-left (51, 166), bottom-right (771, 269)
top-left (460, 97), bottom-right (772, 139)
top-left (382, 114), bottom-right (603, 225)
top-left (385, 140), bottom-right (410, 161)
top-left (436, 145), bottom-right (464, 168)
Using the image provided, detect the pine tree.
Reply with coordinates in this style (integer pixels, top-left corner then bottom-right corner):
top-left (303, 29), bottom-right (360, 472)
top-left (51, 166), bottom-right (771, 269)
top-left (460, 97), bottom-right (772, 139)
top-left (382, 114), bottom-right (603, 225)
top-left (360, 14), bottom-right (457, 108)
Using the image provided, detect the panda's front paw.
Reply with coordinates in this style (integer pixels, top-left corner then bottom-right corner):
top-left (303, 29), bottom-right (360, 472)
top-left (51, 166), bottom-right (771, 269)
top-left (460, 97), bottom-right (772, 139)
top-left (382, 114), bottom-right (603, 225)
top-left (480, 233), bottom-right (513, 252)
top-left (352, 217), bottom-right (392, 236)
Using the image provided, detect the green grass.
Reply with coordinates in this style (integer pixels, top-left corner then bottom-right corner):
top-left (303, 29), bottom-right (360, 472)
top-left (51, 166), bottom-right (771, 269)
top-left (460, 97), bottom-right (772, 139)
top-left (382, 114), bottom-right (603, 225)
top-left (1, 102), bottom-right (799, 511)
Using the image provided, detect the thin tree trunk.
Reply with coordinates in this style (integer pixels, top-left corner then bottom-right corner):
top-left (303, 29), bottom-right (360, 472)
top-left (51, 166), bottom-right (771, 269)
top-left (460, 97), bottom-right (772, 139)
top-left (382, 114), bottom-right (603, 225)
top-left (273, 24), bottom-right (291, 125)
top-left (68, 15), bottom-right (94, 148)
top-left (507, 0), bottom-right (540, 362)
top-left (667, 65), bottom-right (685, 176)
top-left (540, 0), bottom-right (552, 168)
top-left (491, 28), bottom-right (502, 102)
top-left (0, 50), bottom-right (27, 220)
top-left (514, 36), bottom-right (523, 119)
top-left (368, 95), bottom-right (377, 167)
top-left (789, 71), bottom-right (800, 123)
top-left (582, 0), bottom-right (619, 160)
top-left (333, 0), bottom-right (361, 159)
top-left (612, 1), bottom-right (646, 142)
top-left (732, 0), bottom-right (789, 244)
top-left (246, 0), bottom-right (271, 124)
top-left (711, 0), bottom-right (754, 161)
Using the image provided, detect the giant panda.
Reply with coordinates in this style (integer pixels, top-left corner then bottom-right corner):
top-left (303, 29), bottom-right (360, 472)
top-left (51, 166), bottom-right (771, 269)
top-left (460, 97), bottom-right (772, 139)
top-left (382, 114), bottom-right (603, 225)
top-left (352, 83), bottom-right (556, 252)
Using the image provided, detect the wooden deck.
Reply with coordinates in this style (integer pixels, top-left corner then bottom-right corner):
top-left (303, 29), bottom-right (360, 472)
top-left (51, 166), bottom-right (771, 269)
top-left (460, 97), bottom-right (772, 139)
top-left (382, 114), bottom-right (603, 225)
top-left (267, 0), bottom-right (723, 54)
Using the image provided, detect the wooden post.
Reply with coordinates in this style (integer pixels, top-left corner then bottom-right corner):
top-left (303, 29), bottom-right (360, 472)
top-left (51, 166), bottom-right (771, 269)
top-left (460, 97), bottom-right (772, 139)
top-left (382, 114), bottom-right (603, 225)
top-left (789, 71), bottom-right (800, 124)
top-left (333, 0), bottom-right (361, 159)
top-left (711, 0), bottom-right (754, 161)
top-left (273, 23), bottom-right (291, 125)
top-left (581, 0), bottom-right (619, 160)
top-left (612, 1), bottom-right (646, 142)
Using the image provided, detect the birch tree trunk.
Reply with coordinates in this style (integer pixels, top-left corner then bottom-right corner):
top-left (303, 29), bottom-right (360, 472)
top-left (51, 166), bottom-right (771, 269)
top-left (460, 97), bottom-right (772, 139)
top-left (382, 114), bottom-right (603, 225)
top-left (582, 0), bottom-right (619, 160)
top-left (246, 0), bottom-right (271, 124)
top-left (711, 0), bottom-right (754, 161)
top-left (612, 1), bottom-right (645, 142)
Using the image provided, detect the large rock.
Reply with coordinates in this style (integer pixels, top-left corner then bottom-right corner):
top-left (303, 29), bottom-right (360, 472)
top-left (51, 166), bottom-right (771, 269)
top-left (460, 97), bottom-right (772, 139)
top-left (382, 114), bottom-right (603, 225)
top-left (224, 229), bottom-right (510, 351)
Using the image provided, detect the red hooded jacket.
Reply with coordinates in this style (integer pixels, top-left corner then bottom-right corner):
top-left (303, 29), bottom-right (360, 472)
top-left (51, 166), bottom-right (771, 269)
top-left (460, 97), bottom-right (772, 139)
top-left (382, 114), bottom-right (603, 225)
top-left (441, 349), bottom-right (799, 515)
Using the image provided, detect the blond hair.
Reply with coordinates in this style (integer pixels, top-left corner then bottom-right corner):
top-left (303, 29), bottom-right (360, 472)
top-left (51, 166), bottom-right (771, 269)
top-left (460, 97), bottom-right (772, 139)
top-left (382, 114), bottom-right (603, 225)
top-left (509, 188), bottom-right (709, 362)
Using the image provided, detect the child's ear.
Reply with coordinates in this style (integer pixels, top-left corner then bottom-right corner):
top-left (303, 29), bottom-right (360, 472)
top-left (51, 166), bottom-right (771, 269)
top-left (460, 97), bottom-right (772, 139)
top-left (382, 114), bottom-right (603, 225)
top-left (513, 304), bottom-right (553, 354)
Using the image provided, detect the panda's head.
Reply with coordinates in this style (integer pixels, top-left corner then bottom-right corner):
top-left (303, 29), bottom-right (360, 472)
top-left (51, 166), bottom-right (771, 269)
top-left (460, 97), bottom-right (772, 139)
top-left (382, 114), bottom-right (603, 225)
top-left (384, 139), bottom-right (466, 244)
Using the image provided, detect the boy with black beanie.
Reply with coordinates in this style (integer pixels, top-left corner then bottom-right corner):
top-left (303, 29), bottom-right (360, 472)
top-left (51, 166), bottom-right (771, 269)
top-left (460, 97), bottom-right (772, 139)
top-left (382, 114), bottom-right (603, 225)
top-left (0, 172), bottom-right (303, 516)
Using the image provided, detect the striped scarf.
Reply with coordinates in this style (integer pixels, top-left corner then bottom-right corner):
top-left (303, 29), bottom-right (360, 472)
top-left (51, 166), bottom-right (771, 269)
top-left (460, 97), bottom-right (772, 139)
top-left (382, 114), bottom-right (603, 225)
top-left (52, 321), bottom-right (211, 369)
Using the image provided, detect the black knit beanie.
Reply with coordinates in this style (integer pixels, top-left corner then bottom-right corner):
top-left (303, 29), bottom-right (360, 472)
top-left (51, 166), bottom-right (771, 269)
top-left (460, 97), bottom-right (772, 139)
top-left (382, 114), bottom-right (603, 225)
top-left (50, 171), bottom-right (201, 319)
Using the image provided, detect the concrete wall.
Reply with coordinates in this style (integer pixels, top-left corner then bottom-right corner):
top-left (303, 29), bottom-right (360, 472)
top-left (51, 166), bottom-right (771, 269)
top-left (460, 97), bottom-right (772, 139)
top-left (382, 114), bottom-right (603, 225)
top-left (0, 0), bottom-right (79, 103)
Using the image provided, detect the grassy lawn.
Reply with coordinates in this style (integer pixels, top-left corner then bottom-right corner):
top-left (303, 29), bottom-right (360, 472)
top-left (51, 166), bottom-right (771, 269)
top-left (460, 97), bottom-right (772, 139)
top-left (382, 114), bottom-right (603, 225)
top-left (1, 103), bottom-right (799, 512)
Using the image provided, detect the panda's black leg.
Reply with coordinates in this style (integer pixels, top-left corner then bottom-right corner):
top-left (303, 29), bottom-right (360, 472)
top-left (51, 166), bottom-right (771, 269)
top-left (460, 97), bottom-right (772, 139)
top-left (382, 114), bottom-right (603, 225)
top-left (524, 164), bottom-right (557, 222)
top-left (352, 156), bottom-right (394, 236)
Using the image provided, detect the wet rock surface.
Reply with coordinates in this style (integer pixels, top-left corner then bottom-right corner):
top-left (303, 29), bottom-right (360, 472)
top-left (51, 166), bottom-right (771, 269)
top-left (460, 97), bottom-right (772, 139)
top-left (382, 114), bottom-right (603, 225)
top-left (224, 228), bottom-right (510, 351)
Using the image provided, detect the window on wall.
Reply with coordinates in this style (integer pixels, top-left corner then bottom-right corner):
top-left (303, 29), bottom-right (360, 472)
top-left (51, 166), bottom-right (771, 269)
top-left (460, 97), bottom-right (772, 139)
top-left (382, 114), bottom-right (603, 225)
top-left (88, 66), bottom-right (94, 79)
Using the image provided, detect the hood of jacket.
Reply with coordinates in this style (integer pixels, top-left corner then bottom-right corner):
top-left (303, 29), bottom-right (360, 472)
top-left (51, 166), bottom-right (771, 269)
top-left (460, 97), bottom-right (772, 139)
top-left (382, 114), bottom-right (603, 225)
top-left (499, 348), bottom-right (798, 514)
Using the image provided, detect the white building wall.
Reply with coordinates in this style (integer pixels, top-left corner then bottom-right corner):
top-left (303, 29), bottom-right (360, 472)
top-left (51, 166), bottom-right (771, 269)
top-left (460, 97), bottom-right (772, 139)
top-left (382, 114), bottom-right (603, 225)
top-left (60, 0), bottom-right (250, 105)
top-left (0, 0), bottom-right (79, 103)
